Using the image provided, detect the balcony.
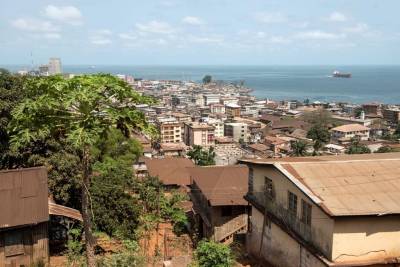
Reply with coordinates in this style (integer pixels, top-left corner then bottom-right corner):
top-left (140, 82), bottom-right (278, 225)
top-left (214, 213), bottom-right (247, 242)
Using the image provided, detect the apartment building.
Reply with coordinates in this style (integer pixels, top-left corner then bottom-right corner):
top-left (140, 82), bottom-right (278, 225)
top-left (203, 94), bottom-right (220, 106)
top-left (331, 123), bottom-right (370, 142)
top-left (210, 103), bottom-right (226, 114)
top-left (225, 103), bottom-right (241, 118)
top-left (224, 122), bottom-right (248, 142)
top-left (157, 117), bottom-right (183, 144)
top-left (240, 153), bottom-right (400, 267)
top-left (184, 122), bottom-right (215, 147)
top-left (383, 108), bottom-right (400, 124)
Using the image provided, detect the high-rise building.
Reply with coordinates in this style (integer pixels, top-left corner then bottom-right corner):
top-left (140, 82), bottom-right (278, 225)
top-left (48, 58), bottom-right (62, 75)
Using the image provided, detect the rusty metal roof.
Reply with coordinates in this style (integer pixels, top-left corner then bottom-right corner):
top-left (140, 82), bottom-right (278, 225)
top-left (48, 201), bottom-right (83, 221)
top-left (144, 157), bottom-right (195, 186)
top-left (190, 165), bottom-right (248, 206)
top-left (0, 167), bottom-right (49, 228)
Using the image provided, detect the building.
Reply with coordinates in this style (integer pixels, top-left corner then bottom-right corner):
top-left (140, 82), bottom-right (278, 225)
top-left (331, 123), bottom-right (370, 142)
top-left (144, 157), bottom-right (194, 187)
top-left (224, 122), bottom-right (248, 142)
top-left (48, 57), bottom-right (62, 75)
top-left (0, 167), bottom-right (82, 267)
top-left (157, 118), bottom-right (183, 144)
top-left (189, 165), bottom-right (249, 243)
top-left (205, 119), bottom-right (224, 138)
top-left (159, 142), bottom-right (187, 157)
top-left (38, 65), bottom-right (49, 76)
top-left (225, 103), bottom-right (241, 118)
top-left (362, 103), bottom-right (381, 116)
top-left (210, 103), bottom-right (225, 114)
top-left (203, 94), bottom-right (220, 106)
top-left (184, 122), bottom-right (215, 147)
top-left (383, 108), bottom-right (400, 124)
top-left (240, 153), bottom-right (400, 267)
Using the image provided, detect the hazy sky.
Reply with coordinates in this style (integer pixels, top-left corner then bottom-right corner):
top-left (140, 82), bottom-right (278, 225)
top-left (1, 0), bottom-right (399, 65)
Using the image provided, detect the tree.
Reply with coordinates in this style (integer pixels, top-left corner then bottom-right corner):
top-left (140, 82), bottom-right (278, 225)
top-left (202, 75), bottom-right (212, 84)
top-left (302, 110), bottom-right (332, 127)
top-left (193, 240), bottom-right (233, 267)
top-left (290, 140), bottom-right (309, 157)
top-left (306, 124), bottom-right (330, 153)
top-left (187, 145), bottom-right (216, 166)
top-left (9, 74), bottom-right (155, 267)
top-left (394, 123), bottom-right (400, 137)
top-left (346, 138), bottom-right (371, 154)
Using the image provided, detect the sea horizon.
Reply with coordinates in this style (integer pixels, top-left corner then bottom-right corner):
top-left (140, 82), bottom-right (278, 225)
top-left (2, 64), bottom-right (400, 104)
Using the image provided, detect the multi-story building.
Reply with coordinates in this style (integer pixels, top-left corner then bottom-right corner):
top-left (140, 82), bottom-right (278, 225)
top-left (190, 165), bottom-right (249, 243)
top-left (225, 103), bottom-right (241, 118)
top-left (203, 94), bottom-right (220, 106)
top-left (48, 57), bottom-right (62, 75)
top-left (331, 123), bottom-right (370, 142)
top-left (224, 122), bottom-right (248, 142)
top-left (362, 103), bottom-right (381, 116)
top-left (220, 97), bottom-right (239, 106)
top-left (210, 103), bottom-right (225, 114)
top-left (383, 108), bottom-right (400, 124)
top-left (240, 154), bottom-right (400, 267)
top-left (206, 118), bottom-right (224, 138)
top-left (184, 122), bottom-right (215, 147)
top-left (157, 117), bottom-right (183, 144)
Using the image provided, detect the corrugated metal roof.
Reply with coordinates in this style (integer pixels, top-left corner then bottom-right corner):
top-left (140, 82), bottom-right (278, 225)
top-left (281, 158), bottom-right (400, 216)
top-left (48, 201), bottom-right (83, 221)
top-left (190, 165), bottom-right (248, 206)
top-left (144, 157), bottom-right (194, 186)
top-left (0, 167), bottom-right (49, 228)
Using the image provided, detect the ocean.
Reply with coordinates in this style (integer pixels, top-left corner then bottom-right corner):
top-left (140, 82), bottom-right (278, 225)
top-left (3, 65), bottom-right (400, 104)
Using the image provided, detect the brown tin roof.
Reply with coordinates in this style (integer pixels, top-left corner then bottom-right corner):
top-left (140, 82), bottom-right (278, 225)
top-left (0, 167), bottom-right (49, 228)
top-left (190, 165), bottom-right (248, 206)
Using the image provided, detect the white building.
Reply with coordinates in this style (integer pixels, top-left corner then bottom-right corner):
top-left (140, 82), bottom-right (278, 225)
top-left (224, 122), bottom-right (249, 142)
top-left (48, 58), bottom-right (62, 75)
top-left (203, 94), bottom-right (220, 106)
top-left (331, 124), bottom-right (370, 142)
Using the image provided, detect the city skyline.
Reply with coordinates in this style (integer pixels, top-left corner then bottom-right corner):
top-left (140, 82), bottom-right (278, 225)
top-left (1, 0), bottom-right (399, 65)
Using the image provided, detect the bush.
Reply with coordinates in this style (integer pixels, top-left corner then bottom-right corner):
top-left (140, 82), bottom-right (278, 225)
top-left (193, 240), bottom-right (234, 267)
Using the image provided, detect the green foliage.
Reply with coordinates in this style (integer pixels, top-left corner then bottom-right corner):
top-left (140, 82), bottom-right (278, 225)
top-left (290, 140), bottom-right (309, 156)
top-left (302, 110), bottom-right (332, 126)
top-left (395, 124), bottom-right (400, 137)
top-left (193, 240), bottom-right (234, 267)
top-left (306, 124), bottom-right (330, 152)
top-left (375, 146), bottom-right (393, 153)
top-left (202, 75), bottom-right (212, 84)
top-left (67, 227), bottom-right (85, 264)
top-left (346, 138), bottom-right (371, 154)
top-left (97, 240), bottom-right (144, 267)
top-left (187, 145), bottom-right (216, 166)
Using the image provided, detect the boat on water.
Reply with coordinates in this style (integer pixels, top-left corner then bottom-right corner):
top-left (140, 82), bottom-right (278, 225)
top-left (332, 70), bottom-right (351, 78)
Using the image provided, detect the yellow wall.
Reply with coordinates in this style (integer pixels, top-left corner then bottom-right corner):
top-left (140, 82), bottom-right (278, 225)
top-left (251, 164), bottom-right (335, 258)
top-left (332, 216), bottom-right (400, 263)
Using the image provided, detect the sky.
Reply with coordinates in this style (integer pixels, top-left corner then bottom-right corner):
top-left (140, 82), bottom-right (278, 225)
top-left (1, 0), bottom-right (399, 65)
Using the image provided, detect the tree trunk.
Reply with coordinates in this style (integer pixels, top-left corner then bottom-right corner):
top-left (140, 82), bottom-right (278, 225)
top-left (82, 147), bottom-right (96, 267)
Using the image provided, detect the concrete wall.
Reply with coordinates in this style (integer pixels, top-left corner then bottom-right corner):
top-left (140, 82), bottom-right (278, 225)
top-left (250, 164), bottom-right (335, 258)
top-left (247, 208), bottom-right (326, 267)
top-left (332, 216), bottom-right (400, 263)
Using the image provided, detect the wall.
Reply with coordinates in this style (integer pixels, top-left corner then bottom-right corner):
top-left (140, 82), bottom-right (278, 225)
top-left (250, 164), bottom-right (335, 259)
top-left (332, 216), bottom-right (400, 263)
top-left (0, 222), bottom-right (48, 267)
top-left (247, 208), bottom-right (326, 267)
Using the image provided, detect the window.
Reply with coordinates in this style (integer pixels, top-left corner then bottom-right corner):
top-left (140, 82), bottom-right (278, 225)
top-left (221, 206), bottom-right (233, 217)
top-left (288, 191), bottom-right (298, 217)
top-left (248, 167), bottom-right (254, 193)
top-left (301, 200), bottom-right (312, 226)
top-left (264, 177), bottom-right (275, 199)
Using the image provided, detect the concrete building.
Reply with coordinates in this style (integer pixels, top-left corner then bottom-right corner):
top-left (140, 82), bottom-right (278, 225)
top-left (240, 153), bottom-right (400, 267)
top-left (184, 122), bottom-right (215, 147)
top-left (331, 124), bottom-right (370, 142)
top-left (383, 108), bottom-right (400, 124)
top-left (362, 103), bottom-right (381, 116)
top-left (190, 166), bottom-right (249, 243)
top-left (205, 118), bottom-right (224, 138)
top-left (225, 103), bottom-right (241, 118)
top-left (157, 118), bottom-right (183, 144)
top-left (48, 57), bottom-right (62, 75)
top-left (203, 94), bottom-right (220, 106)
top-left (224, 122), bottom-right (248, 142)
top-left (210, 103), bottom-right (225, 114)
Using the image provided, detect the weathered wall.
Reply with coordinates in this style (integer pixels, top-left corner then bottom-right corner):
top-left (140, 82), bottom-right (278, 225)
top-left (247, 208), bottom-right (326, 267)
top-left (251, 164), bottom-right (335, 258)
top-left (332, 216), bottom-right (400, 263)
top-left (0, 222), bottom-right (49, 267)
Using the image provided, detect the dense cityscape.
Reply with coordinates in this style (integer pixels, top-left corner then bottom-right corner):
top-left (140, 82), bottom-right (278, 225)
top-left (1, 1), bottom-right (400, 266)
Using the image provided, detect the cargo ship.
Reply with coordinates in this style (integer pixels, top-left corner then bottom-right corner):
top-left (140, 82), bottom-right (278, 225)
top-left (332, 70), bottom-right (351, 78)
